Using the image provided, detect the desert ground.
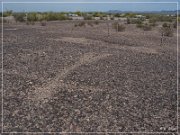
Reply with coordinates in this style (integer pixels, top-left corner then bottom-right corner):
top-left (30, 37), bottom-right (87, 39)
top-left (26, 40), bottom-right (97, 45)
top-left (0, 20), bottom-right (179, 134)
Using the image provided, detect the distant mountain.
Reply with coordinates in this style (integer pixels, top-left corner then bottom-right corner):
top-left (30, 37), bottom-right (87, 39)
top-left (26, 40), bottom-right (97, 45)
top-left (108, 10), bottom-right (179, 15)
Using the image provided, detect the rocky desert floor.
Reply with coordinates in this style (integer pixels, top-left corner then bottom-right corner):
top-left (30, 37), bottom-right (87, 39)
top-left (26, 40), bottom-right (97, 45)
top-left (0, 20), bottom-right (179, 134)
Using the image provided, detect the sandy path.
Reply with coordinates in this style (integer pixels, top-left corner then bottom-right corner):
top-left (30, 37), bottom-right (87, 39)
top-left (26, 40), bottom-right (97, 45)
top-left (31, 52), bottom-right (111, 101)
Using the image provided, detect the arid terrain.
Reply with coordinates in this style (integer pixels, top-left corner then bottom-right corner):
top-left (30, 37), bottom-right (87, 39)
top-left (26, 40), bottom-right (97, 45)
top-left (0, 20), bottom-right (179, 134)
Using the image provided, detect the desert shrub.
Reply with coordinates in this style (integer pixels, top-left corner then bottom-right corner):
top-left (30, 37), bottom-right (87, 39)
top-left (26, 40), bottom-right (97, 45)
top-left (143, 23), bottom-right (152, 31)
top-left (149, 22), bottom-right (157, 27)
top-left (136, 23), bottom-right (143, 28)
top-left (26, 21), bottom-right (35, 25)
top-left (112, 22), bottom-right (118, 29)
top-left (162, 22), bottom-right (170, 28)
top-left (3, 10), bottom-right (13, 17)
top-left (161, 27), bottom-right (173, 37)
top-left (149, 18), bottom-right (157, 24)
top-left (45, 12), bottom-right (59, 21)
top-left (130, 18), bottom-right (143, 24)
top-left (3, 19), bottom-right (7, 23)
top-left (84, 16), bottom-right (92, 20)
top-left (112, 22), bottom-right (125, 32)
top-left (87, 21), bottom-right (93, 27)
top-left (40, 21), bottom-right (46, 26)
top-left (158, 15), bottom-right (173, 22)
top-left (13, 13), bottom-right (25, 22)
top-left (74, 24), bottom-right (78, 27)
top-left (117, 24), bottom-right (126, 32)
top-left (78, 21), bottom-right (86, 27)
top-left (110, 17), bottom-right (114, 20)
top-left (74, 21), bottom-right (86, 27)
top-left (127, 18), bottom-right (131, 24)
top-left (94, 20), bottom-right (99, 25)
top-left (173, 21), bottom-right (177, 28)
top-left (27, 13), bottom-right (38, 22)
top-left (136, 23), bottom-right (152, 31)
top-left (26, 21), bottom-right (30, 25)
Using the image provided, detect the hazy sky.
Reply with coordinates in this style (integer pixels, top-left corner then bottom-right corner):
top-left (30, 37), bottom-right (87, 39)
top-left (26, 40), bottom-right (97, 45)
top-left (1, 0), bottom-right (179, 12)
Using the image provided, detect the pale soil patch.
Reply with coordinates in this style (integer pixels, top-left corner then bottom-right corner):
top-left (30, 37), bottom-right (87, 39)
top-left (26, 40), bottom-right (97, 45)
top-left (48, 37), bottom-right (158, 54)
top-left (30, 52), bottom-right (111, 101)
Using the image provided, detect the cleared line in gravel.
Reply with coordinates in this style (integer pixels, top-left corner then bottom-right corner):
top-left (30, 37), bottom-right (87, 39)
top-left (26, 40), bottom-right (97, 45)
top-left (31, 52), bottom-right (112, 101)
top-left (48, 37), bottom-right (158, 54)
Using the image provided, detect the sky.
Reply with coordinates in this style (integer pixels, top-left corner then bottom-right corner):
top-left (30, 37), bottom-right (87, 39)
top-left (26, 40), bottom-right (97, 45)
top-left (0, 0), bottom-right (179, 12)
